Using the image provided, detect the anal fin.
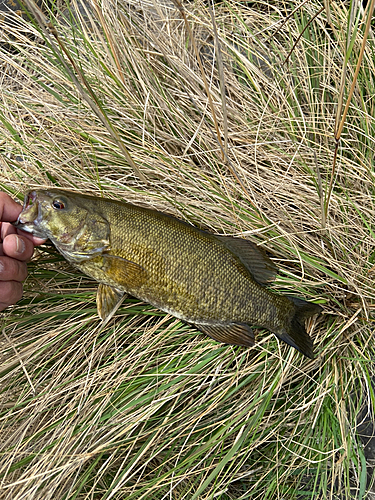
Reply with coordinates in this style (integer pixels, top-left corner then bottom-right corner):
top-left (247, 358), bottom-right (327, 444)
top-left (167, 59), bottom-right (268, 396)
top-left (196, 322), bottom-right (255, 347)
top-left (96, 283), bottom-right (127, 321)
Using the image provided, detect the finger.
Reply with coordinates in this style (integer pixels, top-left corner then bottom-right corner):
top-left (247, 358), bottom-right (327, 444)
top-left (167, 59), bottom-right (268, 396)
top-left (0, 281), bottom-right (23, 310)
top-left (0, 192), bottom-right (22, 223)
top-left (1, 221), bottom-right (17, 240)
top-left (17, 229), bottom-right (47, 246)
top-left (0, 209), bottom-right (47, 246)
top-left (0, 257), bottom-right (28, 282)
top-left (3, 234), bottom-right (35, 262)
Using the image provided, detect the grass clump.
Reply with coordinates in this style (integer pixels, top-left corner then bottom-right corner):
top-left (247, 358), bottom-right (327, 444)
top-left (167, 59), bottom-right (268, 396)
top-left (0, 0), bottom-right (375, 498)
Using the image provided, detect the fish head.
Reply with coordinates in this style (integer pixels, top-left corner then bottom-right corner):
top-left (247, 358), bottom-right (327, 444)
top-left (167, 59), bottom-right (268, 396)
top-left (14, 189), bottom-right (110, 261)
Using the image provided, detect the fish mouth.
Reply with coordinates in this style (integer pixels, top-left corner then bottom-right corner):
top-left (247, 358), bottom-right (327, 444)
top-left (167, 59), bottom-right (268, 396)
top-left (12, 191), bottom-right (47, 238)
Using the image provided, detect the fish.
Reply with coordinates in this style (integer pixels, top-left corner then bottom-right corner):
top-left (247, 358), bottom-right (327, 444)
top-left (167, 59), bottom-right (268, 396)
top-left (13, 189), bottom-right (322, 358)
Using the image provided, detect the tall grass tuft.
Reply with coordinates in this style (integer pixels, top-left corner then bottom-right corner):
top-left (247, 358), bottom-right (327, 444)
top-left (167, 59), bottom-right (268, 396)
top-left (0, 0), bottom-right (374, 498)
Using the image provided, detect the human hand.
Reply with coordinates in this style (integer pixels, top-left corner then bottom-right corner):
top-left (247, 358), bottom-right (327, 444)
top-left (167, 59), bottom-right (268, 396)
top-left (0, 192), bottom-right (46, 311)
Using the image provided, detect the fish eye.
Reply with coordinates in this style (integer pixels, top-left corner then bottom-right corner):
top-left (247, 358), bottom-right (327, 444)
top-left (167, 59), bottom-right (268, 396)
top-left (52, 199), bottom-right (66, 210)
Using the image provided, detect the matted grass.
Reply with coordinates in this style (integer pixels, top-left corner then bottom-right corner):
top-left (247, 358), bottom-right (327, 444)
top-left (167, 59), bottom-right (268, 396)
top-left (0, 0), bottom-right (374, 498)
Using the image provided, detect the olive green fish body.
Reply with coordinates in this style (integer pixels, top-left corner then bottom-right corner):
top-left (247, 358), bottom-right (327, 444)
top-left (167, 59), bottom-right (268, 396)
top-left (14, 189), bottom-right (321, 358)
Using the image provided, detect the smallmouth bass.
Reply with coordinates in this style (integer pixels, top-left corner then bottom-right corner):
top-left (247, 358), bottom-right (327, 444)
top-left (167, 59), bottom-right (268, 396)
top-left (14, 189), bottom-right (322, 358)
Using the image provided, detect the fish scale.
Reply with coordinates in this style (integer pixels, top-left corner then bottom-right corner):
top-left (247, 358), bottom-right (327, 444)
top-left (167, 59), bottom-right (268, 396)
top-left (13, 189), bottom-right (322, 358)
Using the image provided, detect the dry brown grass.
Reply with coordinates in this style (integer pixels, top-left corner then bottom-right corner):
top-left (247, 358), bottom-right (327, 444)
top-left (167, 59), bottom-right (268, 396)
top-left (0, 0), bottom-right (374, 498)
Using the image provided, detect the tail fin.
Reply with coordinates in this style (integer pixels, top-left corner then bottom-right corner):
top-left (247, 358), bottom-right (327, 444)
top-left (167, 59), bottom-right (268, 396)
top-left (276, 297), bottom-right (322, 359)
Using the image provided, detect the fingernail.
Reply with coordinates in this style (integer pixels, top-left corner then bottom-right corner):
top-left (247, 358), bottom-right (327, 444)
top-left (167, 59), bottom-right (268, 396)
top-left (15, 236), bottom-right (25, 254)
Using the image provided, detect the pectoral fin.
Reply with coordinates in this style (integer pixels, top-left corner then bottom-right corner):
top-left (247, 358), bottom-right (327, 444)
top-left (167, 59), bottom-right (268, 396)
top-left (96, 283), bottom-right (127, 320)
top-left (102, 254), bottom-right (148, 288)
top-left (196, 323), bottom-right (255, 347)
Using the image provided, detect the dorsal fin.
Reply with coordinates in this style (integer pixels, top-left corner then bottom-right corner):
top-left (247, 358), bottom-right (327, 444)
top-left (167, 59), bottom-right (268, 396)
top-left (214, 235), bottom-right (278, 285)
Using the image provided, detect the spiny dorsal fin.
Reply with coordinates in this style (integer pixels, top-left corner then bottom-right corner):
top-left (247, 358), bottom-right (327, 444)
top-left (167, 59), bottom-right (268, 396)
top-left (196, 322), bottom-right (255, 346)
top-left (214, 235), bottom-right (278, 285)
